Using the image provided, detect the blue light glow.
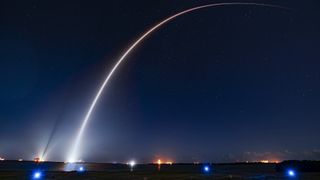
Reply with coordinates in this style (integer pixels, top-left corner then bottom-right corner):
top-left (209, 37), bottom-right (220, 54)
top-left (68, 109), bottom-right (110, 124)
top-left (287, 169), bottom-right (296, 177)
top-left (203, 165), bottom-right (210, 173)
top-left (32, 171), bottom-right (42, 179)
top-left (78, 166), bottom-right (85, 172)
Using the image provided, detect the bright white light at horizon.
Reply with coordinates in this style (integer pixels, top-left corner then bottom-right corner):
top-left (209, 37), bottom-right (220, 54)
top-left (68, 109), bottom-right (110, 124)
top-left (129, 160), bottom-right (136, 167)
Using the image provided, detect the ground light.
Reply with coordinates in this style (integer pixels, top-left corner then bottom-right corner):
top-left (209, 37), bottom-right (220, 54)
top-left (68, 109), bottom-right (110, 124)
top-left (203, 165), bottom-right (211, 173)
top-left (128, 160), bottom-right (136, 172)
top-left (287, 169), bottom-right (296, 178)
top-left (32, 170), bottom-right (43, 179)
top-left (129, 160), bottom-right (136, 167)
top-left (78, 166), bottom-right (85, 172)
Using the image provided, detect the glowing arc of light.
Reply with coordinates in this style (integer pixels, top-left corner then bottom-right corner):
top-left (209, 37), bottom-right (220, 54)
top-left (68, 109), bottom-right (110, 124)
top-left (67, 2), bottom-right (289, 162)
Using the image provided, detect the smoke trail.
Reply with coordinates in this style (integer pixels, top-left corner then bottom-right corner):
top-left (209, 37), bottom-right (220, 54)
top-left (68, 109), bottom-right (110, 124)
top-left (41, 92), bottom-right (70, 161)
top-left (67, 2), bottom-right (290, 163)
top-left (41, 108), bottom-right (65, 161)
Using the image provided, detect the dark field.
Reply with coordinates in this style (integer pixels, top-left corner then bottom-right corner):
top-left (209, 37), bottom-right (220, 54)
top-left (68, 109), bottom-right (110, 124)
top-left (0, 161), bottom-right (320, 179)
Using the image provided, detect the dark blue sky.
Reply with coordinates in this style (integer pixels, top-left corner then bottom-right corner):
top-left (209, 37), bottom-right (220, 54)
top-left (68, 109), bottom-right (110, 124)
top-left (0, 0), bottom-right (320, 163)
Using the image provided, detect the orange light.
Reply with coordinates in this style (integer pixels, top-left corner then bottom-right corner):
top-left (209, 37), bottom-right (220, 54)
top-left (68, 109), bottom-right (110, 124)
top-left (157, 159), bottom-right (162, 165)
top-left (34, 157), bottom-right (40, 163)
top-left (260, 160), bottom-right (269, 163)
top-left (166, 161), bottom-right (173, 165)
top-left (34, 157), bottom-right (44, 163)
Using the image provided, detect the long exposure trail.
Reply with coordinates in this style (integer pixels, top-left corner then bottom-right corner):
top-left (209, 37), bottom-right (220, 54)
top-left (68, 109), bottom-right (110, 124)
top-left (66, 2), bottom-right (289, 163)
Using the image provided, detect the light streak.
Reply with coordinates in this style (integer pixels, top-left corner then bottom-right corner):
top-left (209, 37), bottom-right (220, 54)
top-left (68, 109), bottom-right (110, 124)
top-left (67, 2), bottom-right (290, 162)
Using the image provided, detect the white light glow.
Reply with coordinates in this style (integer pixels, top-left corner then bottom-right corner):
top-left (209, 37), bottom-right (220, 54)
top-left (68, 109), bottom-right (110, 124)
top-left (129, 160), bottom-right (136, 167)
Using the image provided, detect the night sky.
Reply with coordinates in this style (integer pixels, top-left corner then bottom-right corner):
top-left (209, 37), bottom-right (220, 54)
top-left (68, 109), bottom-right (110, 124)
top-left (1, 0), bottom-right (320, 163)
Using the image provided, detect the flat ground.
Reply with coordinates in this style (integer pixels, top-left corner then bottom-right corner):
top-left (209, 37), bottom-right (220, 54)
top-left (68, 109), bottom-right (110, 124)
top-left (0, 162), bottom-right (320, 179)
top-left (0, 170), bottom-right (320, 180)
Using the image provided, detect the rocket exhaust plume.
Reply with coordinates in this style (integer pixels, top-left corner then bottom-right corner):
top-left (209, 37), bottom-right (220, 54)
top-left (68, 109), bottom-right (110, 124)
top-left (66, 3), bottom-right (290, 163)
